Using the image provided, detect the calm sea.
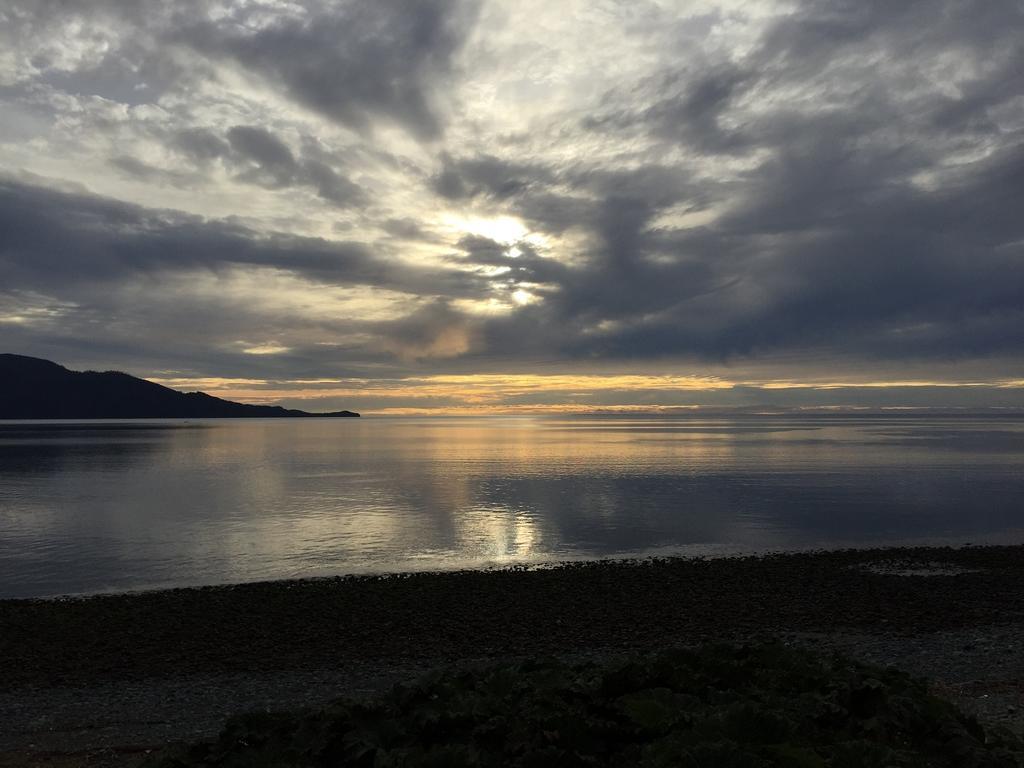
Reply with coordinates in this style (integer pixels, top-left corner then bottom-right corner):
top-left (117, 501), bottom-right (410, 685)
top-left (1, 416), bottom-right (1022, 598)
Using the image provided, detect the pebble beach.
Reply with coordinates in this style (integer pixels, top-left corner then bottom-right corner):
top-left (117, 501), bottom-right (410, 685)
top-left (2, 544), bottom-right (1023, 766)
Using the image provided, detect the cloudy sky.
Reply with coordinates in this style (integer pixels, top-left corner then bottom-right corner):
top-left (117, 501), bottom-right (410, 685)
top-left (1, 0), bottom-right (1023, 413)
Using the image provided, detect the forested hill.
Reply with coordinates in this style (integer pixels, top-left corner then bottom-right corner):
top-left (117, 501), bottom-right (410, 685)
top-left (0, 354), bottom-right (359, 419)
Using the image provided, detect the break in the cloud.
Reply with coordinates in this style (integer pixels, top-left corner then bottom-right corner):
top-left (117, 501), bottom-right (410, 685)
top-left (1, 0), bottom-right (1023, 413)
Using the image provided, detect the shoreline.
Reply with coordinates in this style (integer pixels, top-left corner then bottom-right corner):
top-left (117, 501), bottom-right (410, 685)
top-left (4, 544), bottom-right (1024, 684)
top-left (10, 536), bottom-right (1024, 603)
top-left (2, 544), bottom-right (1023, 765)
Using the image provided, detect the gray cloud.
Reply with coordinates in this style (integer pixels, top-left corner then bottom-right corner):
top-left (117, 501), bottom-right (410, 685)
top-left (179, 0), bottom-right (477, 140)
top-left (0, 177), bottom-right (477, 298)
top-left (0, 175), bottom-right (513, 380)
top-left (226, 126), bottom-right (296, 185)
top-left (173, 128), bottom-right (230, 162)
top-left (465, 0), bottom-right (1024, 366)
top-left (1, 0), bottom-right (1023, 403)
top-left (455, 235), bottom-right (568, 289)
top-left (157, 125), bottom-right (369, 206)
top-left (433, 153), bottom-right (555, 200)
top-left (583, 64), bottom-right (755, 155)
top-left (2, 0), bottom-right (477, 136)
top-left (381, 218), bottom-right (428, 241)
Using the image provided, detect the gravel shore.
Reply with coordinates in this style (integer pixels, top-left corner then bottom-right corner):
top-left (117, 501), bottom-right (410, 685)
top-left (2, 545), bottom-right (1023, 766)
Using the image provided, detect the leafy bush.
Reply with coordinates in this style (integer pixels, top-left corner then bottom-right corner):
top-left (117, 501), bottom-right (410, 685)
top-left (149, 644), bottom-right (1023, 767)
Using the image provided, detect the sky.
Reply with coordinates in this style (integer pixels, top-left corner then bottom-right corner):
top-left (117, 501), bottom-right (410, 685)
top-left (1, 0), bottom-right (1023, 414)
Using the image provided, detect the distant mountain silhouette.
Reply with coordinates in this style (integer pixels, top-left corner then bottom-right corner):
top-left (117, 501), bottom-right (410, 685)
top-left (0, 354), bottom-right (359, 419)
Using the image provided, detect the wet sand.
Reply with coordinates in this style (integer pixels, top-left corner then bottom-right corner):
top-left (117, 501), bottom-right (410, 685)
top-left (2, 545), bottom-right (1023, 766)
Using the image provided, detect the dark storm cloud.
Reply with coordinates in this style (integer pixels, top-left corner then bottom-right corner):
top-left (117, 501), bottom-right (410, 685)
top-left (222, 126), bottom-right (367, 206)
top-left (142, 125), bottom-right (370, 207)
top-left (226, 126), bottom-right (295, 182)
top-left (178, 0), bottom-right (477, 139)
top-left (525, 142), bottom-right (1024, 362)
top-left (415, 112), bottom-right (1024, 364)
top-left (455, 235), bottom-right (569, 288)
top-left (433, 153), bottom-right (555, 200)
top-left (0, 175), bottom-right (513, 379)
top-left (2, 0), bottom-right (1024, 390)
top-left (487, 0), bottom-right (1024, 364)
top-left (582, 64), bottom-right (754, 155)
top-left (0, 177), bottom-right (477, 299)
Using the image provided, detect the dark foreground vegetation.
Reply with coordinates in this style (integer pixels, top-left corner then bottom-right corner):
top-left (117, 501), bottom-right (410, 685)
top-left (150, 644), bottom-right (1023, 768)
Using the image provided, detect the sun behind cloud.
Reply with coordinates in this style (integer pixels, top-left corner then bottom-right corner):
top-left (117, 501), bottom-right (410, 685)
top-left (0, 0), bottom-right (1022, 409)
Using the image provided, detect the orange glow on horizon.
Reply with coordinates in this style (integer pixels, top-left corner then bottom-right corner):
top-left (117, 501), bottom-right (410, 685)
top-left (148, 373), bottom-right (733, 404)
top-left (142, 372), bottom-right (1024, 414)
top-left (360, 404), bottom-right (706, 416)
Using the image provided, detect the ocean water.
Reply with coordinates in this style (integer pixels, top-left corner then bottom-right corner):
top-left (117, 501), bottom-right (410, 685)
top-left (1, 415), bottom-right (1022, 599)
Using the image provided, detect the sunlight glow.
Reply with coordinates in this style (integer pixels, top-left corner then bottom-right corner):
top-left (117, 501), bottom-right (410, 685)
top-left (239, 343), bottom-right (291, 355)
top-left (440, 213), bottom-right (549, 249)
top-left (458, 215), bottom-right (527, 244)
top-left (756, 379), bottom-right (1002, 389)
top-left (511, 289), bottom-right (536, 305)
